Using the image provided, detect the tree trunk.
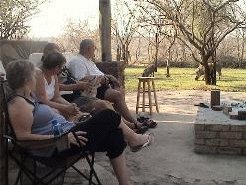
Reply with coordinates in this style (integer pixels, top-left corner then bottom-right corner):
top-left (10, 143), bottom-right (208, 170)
top-left (203, 59), bottom-right (212, 85)
top-left (211, 62), bottom-right (216, 85)
top-left (166, 60), bottom-right (170, 77)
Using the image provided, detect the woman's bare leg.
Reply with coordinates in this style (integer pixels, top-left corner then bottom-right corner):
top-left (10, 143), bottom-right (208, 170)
top-left (110, 153), bottom-right (132, 185)
top-left (118, 120), bottom-right (149, 147)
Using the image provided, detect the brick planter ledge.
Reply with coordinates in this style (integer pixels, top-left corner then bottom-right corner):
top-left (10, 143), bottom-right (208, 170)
top-left (194, 107), bottom-right (246, 155)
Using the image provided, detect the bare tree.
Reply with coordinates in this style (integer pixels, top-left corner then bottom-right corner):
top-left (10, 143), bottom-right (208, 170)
top-left (54, 20), bottom-right (99, 54)
top-left (136, 0), bottom-right (246, 84)
top-left (236, 28), bottom-right (246, 67)
top-left (0, 0), bottom-right (45, 40)
top-left (135, 2), bottom-right (178, 77)
top-left (112, 0), bottom-right (139, 64)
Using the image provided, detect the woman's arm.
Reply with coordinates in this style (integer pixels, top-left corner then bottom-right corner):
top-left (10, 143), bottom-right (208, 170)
top-left (8, 97), bottom-right (53, 141)
top-left (59, 81), bottom-right (92, 91)
top-left (8, 97), bottom-right (87, 148)
top-left (35, 68), bottom-right (78, 115)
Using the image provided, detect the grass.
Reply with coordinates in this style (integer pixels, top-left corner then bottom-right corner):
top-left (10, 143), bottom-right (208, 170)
top-left (124, 67), bottom-right (246, 92)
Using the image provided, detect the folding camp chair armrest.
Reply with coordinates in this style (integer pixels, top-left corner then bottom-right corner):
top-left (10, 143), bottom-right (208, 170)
top-left (10, 133), bottom-right (69, 150)
top-left (3, 134), bottom-right (14, 141)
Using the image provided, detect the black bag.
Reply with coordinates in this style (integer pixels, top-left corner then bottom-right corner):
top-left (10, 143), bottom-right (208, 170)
top-left (60, 66), bottom-right (81, 102)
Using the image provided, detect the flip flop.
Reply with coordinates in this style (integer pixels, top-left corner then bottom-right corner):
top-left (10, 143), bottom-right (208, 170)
top-left (130, 133), bottom-right (154, 152)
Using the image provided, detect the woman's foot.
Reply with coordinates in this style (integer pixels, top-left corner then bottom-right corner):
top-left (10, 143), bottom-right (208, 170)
top-left (129, 133), bottom-right (154, 152)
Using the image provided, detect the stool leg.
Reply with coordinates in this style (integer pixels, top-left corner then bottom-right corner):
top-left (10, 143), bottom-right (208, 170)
top-left (147, 79), bottom-right (153, 115)
top-left (142, 80), bottom-right (146, 113)
top-left (136, 80), bottom-right (141, 114)
top-left (152, 79), bottom-right (159, 113)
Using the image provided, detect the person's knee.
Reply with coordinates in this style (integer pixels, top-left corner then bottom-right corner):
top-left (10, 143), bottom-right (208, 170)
top-left (105, 90), bottom-right (123, 102)
top-left (91, 99), bottom-right (114, 113)
top-left (107, 128), bottom-right (127, 159)
top-left (92, 109), bottom-right (121, 127)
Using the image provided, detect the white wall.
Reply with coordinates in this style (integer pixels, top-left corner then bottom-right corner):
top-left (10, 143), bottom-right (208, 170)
top-left (28, 52), bottom-right (74, 67)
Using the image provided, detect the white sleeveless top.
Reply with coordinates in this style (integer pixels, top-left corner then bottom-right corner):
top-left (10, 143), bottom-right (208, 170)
top-left (44, 76), bottom-right (55, 100)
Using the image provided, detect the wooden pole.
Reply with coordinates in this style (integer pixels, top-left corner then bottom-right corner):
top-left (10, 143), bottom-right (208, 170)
top-left (99, 0), bottom-right (112, 62)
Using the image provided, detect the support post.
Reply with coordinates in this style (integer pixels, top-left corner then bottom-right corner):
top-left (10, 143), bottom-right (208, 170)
top-left (99, 0), bottom-right (112, 62)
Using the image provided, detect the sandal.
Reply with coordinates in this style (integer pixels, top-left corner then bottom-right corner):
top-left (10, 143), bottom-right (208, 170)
top-left (134, 123), bottom-right (148, 134)
top-left (137, 116), bottom-right (149, 123)
top-left (130, 133), bottom-right (154, 152)
top-left (141, 119), bottom-right (158, 129)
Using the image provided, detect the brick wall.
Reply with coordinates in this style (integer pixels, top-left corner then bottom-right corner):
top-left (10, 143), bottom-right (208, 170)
top-left (96, 61), bottom-right (126, 88)
top-left (194, 108), bottom-right (246, 155)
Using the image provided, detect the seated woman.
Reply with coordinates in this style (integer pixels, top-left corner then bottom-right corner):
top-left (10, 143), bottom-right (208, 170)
top-left (36, 43), bottom-right (148, 133)
top-left (6, 60), bottom-right (153, 185)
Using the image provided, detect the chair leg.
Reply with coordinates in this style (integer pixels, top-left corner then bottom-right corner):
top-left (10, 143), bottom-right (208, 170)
top-left (136, 80), bottom-right (141, 114)
top-left (152, 79), bottom-right (159, 113)
top-left (14, 170), bottom-right (21, 185)
top-left (13, 155), bottom-right (46, 185)
top-left (142, 81), bottom-right (146, 112)
top-left (86, 154), bottom-right (101, 185)
top-left (89, 154), bottom-right (94, 185)
top-left (147, 80), bottom-right (153, 115)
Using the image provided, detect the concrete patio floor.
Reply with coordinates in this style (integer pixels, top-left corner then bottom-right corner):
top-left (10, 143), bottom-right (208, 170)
top-left (9, 90), bottom-right (246, 185)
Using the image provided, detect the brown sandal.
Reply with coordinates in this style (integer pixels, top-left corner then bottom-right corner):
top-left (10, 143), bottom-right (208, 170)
top-left (142, 119), bottom-right (158, 129)
top-left (134, 123), bottom-right (148, 134)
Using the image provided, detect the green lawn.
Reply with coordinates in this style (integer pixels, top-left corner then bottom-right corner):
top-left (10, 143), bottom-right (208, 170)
top-left (124, 67), bottom-right (246, 92)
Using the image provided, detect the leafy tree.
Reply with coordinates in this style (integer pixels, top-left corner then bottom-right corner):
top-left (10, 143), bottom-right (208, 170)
top-left (0, 0), bottom-right (45, 40)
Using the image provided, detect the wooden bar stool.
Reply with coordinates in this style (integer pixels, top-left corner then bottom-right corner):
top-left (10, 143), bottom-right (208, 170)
top-left (136, 77), bottom-right (159, 115)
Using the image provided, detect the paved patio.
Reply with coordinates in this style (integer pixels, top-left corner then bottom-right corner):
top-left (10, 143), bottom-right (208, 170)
top-left (9, 90), bottom-right (246, 185)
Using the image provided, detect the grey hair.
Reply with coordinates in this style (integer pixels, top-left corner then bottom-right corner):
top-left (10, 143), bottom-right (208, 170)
top-left (79, 39), bottom-right (94, 54)
top-left (6, 60), bottom-right (34, 90)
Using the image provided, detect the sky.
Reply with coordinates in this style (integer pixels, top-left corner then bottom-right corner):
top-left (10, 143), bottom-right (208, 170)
top-left (28, 0), bottom-right (246, 38)
top-left (29, 0), bottom-right (113, 38)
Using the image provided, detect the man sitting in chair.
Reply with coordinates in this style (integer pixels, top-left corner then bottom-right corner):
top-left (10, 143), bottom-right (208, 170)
top-left (67, 39), bottom-right (157, 130)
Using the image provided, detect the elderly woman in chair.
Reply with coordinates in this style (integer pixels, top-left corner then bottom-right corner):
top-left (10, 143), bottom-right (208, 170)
top-left (6, 60), bottom-right (153, 185)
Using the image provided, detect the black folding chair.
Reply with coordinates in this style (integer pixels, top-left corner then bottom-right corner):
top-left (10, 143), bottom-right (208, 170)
top-left (0, 80), bottom-right (101, 185)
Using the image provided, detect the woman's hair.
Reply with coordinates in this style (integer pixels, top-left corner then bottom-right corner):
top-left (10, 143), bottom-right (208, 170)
top-left (79, 39), bottom-right (94, 54)
top-left (42, 52), bottom-right (66, 70)
top-left (41, 43), bottom-right (60, 62)
top-left (6, 60), bottom-right (34, 90)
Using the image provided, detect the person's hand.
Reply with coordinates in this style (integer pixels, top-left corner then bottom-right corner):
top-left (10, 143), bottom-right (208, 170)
top-left (76, 81), bottom-right (93, 91)
top-left (68, 131), bottom-right (88, 146)
top-left (107, 75), bottom-right (120, 88)
top-left (65, 103), bottom-right (80, 116)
